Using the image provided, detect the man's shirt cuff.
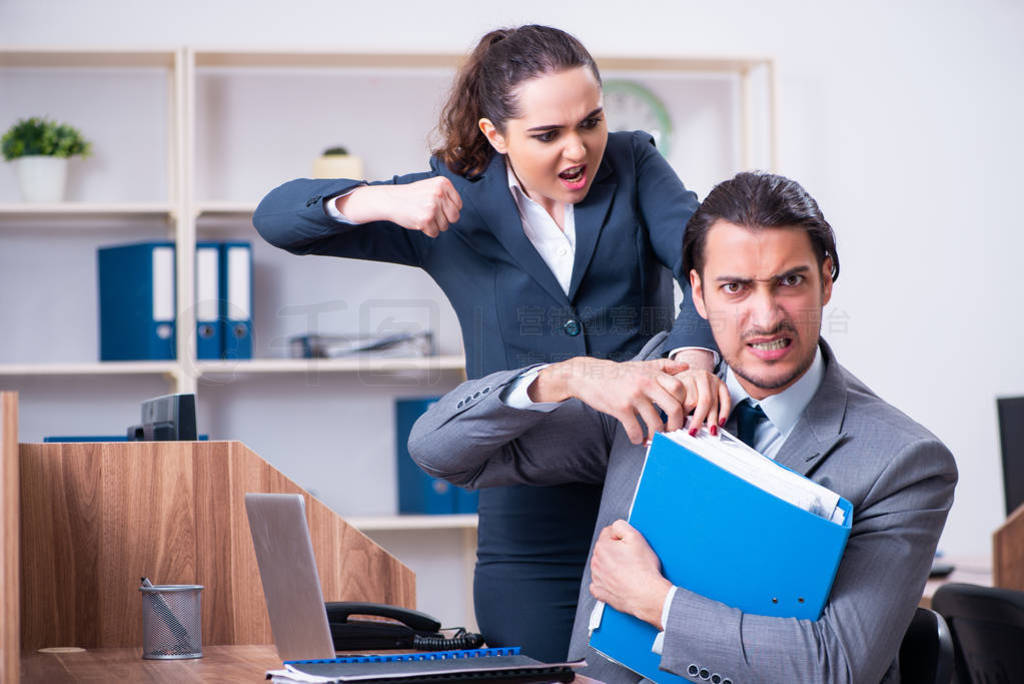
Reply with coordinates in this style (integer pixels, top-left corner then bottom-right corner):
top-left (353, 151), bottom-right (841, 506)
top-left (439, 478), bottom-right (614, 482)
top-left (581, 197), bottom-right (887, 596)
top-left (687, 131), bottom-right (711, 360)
top-left (651, 585), bottom-right (678, 655)
top-left (668, 346), bottom-right (720, 369)
top-left (501, 365), bottom-right (561, 411)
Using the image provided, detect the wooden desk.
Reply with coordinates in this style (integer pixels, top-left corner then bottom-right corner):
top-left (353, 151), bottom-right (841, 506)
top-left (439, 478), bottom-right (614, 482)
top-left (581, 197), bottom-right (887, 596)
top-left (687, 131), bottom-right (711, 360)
top-left (21, 645), bottom-right (601, 683)
top-left (21, 645), bottom-right (281, 683)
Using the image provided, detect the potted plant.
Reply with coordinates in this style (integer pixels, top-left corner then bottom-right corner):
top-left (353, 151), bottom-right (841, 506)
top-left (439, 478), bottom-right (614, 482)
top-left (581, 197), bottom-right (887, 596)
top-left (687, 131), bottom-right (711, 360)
top-left (312, 145), bottom-right (363, 180)
top-left (2, 116), bottom-right (92, 202)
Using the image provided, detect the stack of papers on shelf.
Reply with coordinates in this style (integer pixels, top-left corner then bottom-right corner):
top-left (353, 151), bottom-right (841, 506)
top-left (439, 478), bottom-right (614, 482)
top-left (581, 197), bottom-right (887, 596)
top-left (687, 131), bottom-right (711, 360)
top-left (289, 331), bottom-right (434, 359)
top-left (588, 427), bottom-right (853, 683)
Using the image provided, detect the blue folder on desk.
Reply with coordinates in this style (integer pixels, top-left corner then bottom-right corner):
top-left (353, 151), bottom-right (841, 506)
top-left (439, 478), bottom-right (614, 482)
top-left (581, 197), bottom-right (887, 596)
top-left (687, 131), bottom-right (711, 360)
top-left (589, 431), bottom-right (853, 683)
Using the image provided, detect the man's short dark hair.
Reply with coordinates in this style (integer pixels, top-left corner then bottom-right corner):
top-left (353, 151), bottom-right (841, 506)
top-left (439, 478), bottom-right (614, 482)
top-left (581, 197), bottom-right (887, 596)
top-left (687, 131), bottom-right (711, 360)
top-left (682, 172), bottom-right (840, 282)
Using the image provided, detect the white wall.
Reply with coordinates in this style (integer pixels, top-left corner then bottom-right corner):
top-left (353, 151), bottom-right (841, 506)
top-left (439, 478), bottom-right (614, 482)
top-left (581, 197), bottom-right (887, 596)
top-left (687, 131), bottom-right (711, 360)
top-left (3, 0), bottom-right (1022, 562)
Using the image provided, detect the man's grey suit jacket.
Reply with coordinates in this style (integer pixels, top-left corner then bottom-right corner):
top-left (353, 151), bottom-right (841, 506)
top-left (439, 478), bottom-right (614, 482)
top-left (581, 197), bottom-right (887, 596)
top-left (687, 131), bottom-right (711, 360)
top-left (409, 332), bottom-right (957, 684)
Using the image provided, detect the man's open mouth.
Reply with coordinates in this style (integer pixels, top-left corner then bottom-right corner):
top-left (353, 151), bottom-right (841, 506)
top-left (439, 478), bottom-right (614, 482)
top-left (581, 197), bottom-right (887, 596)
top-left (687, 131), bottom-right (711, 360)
top-left (748, 338), bottom-right (791, 351)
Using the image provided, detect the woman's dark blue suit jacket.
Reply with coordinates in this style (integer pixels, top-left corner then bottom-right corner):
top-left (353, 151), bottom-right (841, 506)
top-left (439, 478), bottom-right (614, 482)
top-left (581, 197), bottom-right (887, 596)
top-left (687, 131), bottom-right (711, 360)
top-left (253, 130), bottom-right (714, 661)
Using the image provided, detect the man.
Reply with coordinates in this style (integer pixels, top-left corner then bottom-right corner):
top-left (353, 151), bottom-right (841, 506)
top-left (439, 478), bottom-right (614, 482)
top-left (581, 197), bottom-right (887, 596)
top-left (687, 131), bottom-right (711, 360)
top-left (409, 172), bottom-right (957, 683)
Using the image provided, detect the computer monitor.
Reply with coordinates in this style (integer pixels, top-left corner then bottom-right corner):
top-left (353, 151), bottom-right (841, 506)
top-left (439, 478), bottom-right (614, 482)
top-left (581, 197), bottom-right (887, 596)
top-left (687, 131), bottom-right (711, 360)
top-left (126, 393), bottom-right (198, 441)
top-left (997, 396), bottom-right (1024, 517)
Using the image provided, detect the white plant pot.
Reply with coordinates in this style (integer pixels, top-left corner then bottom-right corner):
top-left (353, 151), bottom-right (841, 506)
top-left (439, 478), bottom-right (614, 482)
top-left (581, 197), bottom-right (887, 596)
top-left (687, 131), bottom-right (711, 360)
top-left (312, 154), bottom-right (364, 180)
top-left (12, 155), bottom-right (69, 203)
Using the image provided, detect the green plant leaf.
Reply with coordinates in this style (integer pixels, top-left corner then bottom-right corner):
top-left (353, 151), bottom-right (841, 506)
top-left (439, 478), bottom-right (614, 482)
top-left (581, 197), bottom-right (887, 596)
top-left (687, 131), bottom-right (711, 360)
top-left (2, 116), bottom-right (92, 161)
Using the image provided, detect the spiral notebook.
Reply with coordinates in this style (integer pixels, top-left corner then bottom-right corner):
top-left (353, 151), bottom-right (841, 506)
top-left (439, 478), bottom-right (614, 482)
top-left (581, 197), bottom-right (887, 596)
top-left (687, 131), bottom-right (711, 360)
top-left (267, 647), bottom-right (583, 683)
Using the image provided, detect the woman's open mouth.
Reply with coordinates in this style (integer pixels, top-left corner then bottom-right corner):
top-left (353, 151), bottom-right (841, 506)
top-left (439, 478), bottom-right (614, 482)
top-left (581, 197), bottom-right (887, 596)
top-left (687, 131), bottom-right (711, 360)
top-left (558, 165), bottom-right (587, 190)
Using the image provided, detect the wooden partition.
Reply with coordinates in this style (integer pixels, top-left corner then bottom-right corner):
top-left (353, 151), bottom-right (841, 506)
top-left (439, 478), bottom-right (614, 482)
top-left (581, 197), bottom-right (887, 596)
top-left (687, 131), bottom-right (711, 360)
top-left (1, 393), bottom-right (19, 683)
top-left (19, 440), bottom-right (415, 650)
top-left (994, 501), bottom-right (1024, 591)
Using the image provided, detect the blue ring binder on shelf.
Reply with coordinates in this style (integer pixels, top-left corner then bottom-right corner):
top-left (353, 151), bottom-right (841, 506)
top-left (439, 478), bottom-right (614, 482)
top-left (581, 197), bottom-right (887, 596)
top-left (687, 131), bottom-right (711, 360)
top-left (219, 241), bottom-right (252, 360)
top-left (195, 241), bottom-right (222, 360)
top-left (396, 398), bottom-right (478, 515)
top-left (98, 241), bottom-right (176, 361)
top-left (97, 240), bottom-right (254, 362)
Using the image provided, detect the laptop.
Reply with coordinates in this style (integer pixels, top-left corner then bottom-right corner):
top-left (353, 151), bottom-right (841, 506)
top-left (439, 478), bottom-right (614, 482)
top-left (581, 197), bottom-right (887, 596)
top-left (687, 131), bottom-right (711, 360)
top-left (244, 492), bottom-right (337, 661)
top-left (245, 493), bottom-right (582, 683)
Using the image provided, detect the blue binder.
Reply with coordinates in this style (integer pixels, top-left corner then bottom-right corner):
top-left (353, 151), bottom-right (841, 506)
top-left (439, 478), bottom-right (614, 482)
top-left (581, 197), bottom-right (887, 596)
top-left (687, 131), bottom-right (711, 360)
top-left (396, 397), bottom-right (460, 514)
top-left (455, 487), bottom-right (479, 514)
top-left (195, 241), bottom-right (222, 360)
top-left (98, 241), bottom-right (176, 360)
top-left (219, 241), bottom-right (253, 359)
top-left (589, 432), bottom-right (853, 683)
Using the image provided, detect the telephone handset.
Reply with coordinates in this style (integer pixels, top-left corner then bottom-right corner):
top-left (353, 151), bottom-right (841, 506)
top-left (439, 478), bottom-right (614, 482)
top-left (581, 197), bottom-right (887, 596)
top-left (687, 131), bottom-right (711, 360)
top-left (325, 601), bottom-right (484, 651)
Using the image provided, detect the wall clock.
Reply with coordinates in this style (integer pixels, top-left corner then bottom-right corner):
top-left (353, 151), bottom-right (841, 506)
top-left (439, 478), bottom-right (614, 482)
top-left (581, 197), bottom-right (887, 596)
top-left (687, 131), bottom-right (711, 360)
top-left (602, 79), bottom-right (674, 157)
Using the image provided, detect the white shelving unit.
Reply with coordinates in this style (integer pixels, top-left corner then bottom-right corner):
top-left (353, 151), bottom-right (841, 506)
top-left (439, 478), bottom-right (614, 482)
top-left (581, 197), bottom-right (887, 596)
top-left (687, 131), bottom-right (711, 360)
top-left (347, 514), bottom-right (478, 531)
top-left (194, 354), bottom-right (465, 376)
top-left (0, 362), bottom-right (180, 377)
top-left (2, 46), bottom-right (776, 629)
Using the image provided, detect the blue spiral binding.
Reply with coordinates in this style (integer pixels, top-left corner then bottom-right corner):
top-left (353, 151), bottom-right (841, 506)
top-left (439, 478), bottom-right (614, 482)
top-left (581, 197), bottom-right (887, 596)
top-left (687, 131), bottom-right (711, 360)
top-left (285, 646), bottom-right (521, 665)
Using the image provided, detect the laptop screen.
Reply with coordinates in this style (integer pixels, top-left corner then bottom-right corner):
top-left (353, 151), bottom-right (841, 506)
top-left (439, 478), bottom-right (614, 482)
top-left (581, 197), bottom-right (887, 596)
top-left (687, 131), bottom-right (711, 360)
top-left (245, 493), bottom-right (337, 661)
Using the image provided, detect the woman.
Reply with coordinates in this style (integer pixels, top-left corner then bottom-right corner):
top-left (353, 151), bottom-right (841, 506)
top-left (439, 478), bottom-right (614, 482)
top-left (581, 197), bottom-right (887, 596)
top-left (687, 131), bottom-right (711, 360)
top-left (253, 24), bottom-right (725, 661)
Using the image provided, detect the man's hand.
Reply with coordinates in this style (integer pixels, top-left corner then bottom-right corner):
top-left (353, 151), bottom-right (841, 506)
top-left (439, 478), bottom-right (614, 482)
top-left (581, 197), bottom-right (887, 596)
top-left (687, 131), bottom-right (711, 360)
top-left (335, 177), bottom-right (462, 237)
top-left (530, 357), bottom-right (690, 444)
top-left (590, 520), bottom-right (672, 629)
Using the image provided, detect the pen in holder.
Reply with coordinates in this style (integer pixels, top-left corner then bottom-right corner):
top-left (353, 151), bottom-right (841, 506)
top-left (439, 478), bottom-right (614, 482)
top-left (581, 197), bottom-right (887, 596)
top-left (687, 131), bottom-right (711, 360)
top-left (139, 577), bottom-right (203, 659)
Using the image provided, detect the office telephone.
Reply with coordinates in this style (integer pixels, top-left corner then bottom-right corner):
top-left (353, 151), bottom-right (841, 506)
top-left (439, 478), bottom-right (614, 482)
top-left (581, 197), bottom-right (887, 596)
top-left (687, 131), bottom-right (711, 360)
top-left (325, 601), bottom-right (485, 651)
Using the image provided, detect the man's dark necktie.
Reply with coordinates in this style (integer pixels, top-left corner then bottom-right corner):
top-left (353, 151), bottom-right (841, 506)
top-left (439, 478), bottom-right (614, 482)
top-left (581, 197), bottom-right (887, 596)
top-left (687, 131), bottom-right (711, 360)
top-left (734, 399), bottom-right (768, 449)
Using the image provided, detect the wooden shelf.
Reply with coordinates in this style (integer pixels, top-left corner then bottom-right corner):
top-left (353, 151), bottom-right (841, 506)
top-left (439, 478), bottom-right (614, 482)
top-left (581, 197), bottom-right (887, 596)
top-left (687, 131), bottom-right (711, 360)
top-left (0, 202), bottom-right (175, 220)
top-left (195, 201), bottom-right (257, 218)
top-left (0, 361), bottom-right (178, 376)
top-left (195, 355), bottom-right (465, 376)
top-left (188, 49), bottom-right (771, 74)
top-left (0, 358), bottom-right (462, 378)
top-left (346, 514), bottom-right (478, 531)
top-left (597, 54), bottom-right (772, 73)
top-left (0, 47), bottom-right (177, 68)
top-left (192, 50), bottom-right (463, 70)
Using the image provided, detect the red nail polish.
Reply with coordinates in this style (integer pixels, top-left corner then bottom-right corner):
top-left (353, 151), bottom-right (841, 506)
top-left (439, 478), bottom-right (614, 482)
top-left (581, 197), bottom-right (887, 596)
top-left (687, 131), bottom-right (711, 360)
top-left (710, 425), bottom-right (718, 436)
top-left (690, 427), bottom-right (698, 436)
top-left (719, 417), bottom-right (727, 427)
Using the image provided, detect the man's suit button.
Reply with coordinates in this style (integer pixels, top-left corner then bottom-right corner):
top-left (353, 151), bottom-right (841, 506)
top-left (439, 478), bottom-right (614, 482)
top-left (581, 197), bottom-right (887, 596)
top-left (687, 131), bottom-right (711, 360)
top-left (688, 665), bottom-right (699, 676)
top-left (306, 195), bottom-right (322, 207)
top-left (699, 669), bottom-right (710, 680)
top-left (482, 387), bottom-right (489, 394)
top-left (563, 319), bottom-right (581, 336)
top-left (711, 675), bottom-right (721, 683)
top-left (457, 401), bottom-right (463, 408)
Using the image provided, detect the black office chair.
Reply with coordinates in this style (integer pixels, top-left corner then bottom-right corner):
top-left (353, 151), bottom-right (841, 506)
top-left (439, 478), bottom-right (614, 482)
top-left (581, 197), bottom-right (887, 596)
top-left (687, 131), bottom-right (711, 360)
top-left (932, 582), bottom-right (1024, 684)
top-left (899, 606), bottom-right (955, 684)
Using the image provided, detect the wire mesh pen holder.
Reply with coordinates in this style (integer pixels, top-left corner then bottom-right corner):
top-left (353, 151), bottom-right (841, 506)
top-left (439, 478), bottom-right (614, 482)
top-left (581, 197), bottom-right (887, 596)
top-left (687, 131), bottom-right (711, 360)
top-left (139, 584), bottom-right (203, 659)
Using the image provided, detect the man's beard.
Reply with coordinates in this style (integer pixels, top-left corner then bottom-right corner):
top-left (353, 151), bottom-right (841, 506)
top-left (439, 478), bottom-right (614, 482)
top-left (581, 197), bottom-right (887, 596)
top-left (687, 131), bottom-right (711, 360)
top-left (727, 320), bottom-right (818, 393)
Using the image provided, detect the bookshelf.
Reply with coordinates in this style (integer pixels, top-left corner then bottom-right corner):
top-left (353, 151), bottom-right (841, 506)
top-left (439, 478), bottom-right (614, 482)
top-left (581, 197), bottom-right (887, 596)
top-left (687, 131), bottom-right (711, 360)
top-left (1, 46), bottom-right (776, 629)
